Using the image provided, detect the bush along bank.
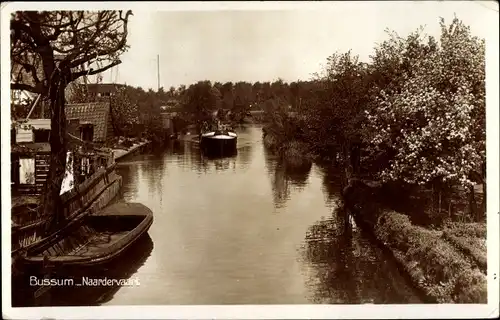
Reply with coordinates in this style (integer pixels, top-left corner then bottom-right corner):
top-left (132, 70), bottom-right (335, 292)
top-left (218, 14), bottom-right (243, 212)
top-left (342, 180), bottom-right (487, 303)
top-left (262, 127), bottom-right (313, 169)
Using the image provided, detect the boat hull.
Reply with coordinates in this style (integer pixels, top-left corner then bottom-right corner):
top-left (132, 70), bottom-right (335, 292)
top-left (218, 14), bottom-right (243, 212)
top-left (200, 134), bottom-right (237, 157)
top-left (12, 234), bottom-right (154, 307)
top-left (22, 202), bottom-right (153, 268)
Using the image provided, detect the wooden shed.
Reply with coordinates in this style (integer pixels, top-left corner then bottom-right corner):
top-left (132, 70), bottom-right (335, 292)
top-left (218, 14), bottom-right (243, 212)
top-left (11, 114), bottom-right (115, 196)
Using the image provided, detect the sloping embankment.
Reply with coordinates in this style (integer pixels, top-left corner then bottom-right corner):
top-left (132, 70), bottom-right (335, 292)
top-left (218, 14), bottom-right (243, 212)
top-left (343, 180), bottom-right (487, 303)
top-left (113, 141), bottom-right (151, 161)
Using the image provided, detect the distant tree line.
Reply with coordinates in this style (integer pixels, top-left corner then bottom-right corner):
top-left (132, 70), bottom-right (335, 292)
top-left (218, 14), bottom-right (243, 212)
top-left (67, 77), bottom-right (325, 139)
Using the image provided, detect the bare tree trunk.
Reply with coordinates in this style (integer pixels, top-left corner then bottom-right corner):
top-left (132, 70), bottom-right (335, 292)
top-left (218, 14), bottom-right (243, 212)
top-left (468, 185), bottom-right (477, 222)
top-left (480, 162), bottom-right (486, 220)
top-left (350, 142), bottom-right (360, 176)
top-left (431, 185), bottom-right (435, 214)
top-left (438, 189), bottom-right (442, 216)
top-left (43, 71), bottom-right (69, 235)
top-left (340, 142), bottom-right (352, 194)
top-left (481, 181), bottom-right (486, 219)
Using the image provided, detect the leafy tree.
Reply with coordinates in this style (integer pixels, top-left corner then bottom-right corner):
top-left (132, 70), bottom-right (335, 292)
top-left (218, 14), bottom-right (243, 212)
top-left (11, 10), bottom-right (133, 233)
top-left (302, 51), bottom-right (371, 172)
top-left (65, 78), bottom-right (91, 104)
top-left (289, 81), bottom-right (301, 110)
top-left (177, 84), bottom-right (187, 97)
top-left (220, 81), bottom-right (234, 110)
top-left (109, 86), bottom-right (139, 137)
top-left (167, 86), bottom-right (176, 98)
top-left (270, 78), bottom-right (289, 102)
top-left (261, 82), bottom-right (272, 101)
top-left (364, 17), bottom-right (485, 187)
top-left (363, 17), bottom-right (485, 219)
top-left (231, 82), bottom-right (253, 123)
top-left (213, 81), bottom-right (223, 95)
top-left (182, 81), bottom-right (220, 133)
top-left (252, 81), bottom-right (263, 104)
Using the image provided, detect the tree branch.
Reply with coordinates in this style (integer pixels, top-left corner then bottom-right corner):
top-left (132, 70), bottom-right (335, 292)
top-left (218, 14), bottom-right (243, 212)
top-left (70, 60), bottom-right (121, 81)
top-left (55, 13), bottom-right (106, 56)
top-left (11, 82), bottom-right (41, 94)
top-left (18, 62), bottom-right (41, 84)
top-left (67, 10), bottom-right (132, 68)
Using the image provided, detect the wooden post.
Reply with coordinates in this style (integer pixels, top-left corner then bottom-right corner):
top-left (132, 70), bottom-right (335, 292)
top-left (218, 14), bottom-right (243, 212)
top-left (157, 54), bottom-right (160, 91)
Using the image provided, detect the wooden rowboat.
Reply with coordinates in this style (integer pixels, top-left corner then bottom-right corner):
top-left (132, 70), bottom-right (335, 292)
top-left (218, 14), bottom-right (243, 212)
top-left (22, 202), bottom-right (153, 268)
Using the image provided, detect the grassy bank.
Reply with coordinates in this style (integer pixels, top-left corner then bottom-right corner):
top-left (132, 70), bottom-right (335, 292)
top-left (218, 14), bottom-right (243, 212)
top-left (344, 181), bottom-right (487, 303)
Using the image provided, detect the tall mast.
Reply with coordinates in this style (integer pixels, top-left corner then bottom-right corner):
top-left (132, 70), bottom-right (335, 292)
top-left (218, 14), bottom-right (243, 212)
top-left (157, 54), bottom-right (160, 91)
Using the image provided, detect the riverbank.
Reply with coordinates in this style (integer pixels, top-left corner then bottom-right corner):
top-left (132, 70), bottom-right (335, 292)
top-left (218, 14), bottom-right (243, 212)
top-left (343, 180), bottom-right (487, 303)
top-left (112, 140), bottom-right (151, 161)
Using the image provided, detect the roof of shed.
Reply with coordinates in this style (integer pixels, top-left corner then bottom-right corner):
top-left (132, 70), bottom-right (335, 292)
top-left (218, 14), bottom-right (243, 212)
top-left (65, 102), bottom-right (112, 143)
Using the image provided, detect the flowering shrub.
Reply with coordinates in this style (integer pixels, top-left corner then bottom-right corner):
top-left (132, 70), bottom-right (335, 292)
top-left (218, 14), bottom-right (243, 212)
top-left (365, 17), bottom-right (485, 188)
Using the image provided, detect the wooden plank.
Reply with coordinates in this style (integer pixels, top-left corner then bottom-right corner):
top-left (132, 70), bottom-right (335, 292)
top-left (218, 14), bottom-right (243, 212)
top-left (16, 129), bottom-right (34, 143)
top-left (17, 187), bottom-right (37, 192)
top-left (28, 119), bottom-right (51, 130)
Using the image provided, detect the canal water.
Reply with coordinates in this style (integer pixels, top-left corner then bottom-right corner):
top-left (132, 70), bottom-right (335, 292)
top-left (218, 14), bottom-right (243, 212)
top-left (42, 125), bottom-right (421, 305)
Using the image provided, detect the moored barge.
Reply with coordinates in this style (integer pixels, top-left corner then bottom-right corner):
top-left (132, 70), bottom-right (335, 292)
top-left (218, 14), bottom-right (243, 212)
top-left (200, 125), bottom-right (237, 157)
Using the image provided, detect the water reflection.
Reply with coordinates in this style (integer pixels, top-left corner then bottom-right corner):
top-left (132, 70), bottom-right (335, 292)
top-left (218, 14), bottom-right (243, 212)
top-left (263, 147), bottom-right (312, 209)
top-left (200, 154), bottom-right (237, 173)
top-left (168, 140), bottom-right (186, 155)
top-left (55, 124), bottom-right (423, 305)
top-left (317, 164), bottom-right (343, 206)
top-left (236, 145), bottom-right (253, 170)
top-left (141, 153), bottom-right (167, 196)
top-left (302, 206), bottom-right (421, 304)
top-left (116, 163), bottom-right (139, 199)
top-left (283, 160), bottom-right (312, 190)
top-left (27, 235), bottom-right (154, 307)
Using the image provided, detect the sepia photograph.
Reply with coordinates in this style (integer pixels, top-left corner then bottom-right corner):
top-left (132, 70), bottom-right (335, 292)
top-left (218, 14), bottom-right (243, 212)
top-left (1, 1), bottom-right (499, 319)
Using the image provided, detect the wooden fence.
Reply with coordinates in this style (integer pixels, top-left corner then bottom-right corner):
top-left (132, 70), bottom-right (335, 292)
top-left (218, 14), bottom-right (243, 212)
top-left (11, 164), bottom-right (122, 255)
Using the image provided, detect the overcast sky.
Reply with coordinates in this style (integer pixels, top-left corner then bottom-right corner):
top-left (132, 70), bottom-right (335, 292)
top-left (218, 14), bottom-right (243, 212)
top-left (95, 1), bottom-right (497, 90)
